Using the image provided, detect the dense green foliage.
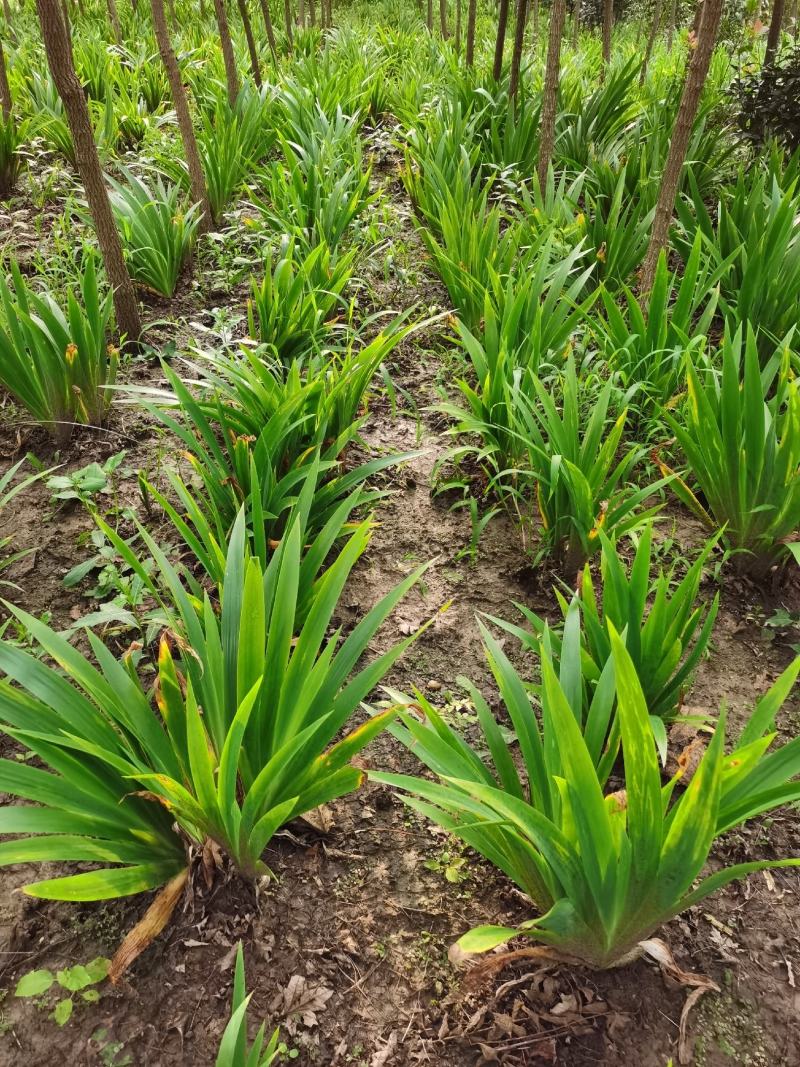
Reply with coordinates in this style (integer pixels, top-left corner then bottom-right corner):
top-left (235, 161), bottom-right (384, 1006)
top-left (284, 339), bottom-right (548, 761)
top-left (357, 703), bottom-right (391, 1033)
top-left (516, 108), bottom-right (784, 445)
top-left (0, 0), bottom-right (796, 1032)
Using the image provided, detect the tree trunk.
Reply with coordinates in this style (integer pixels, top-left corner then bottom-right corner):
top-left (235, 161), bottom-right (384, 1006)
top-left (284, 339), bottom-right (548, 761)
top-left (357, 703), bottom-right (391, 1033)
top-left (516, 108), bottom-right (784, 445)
top-left (0, 33), bottom-right (12, 121)
top-left (297, 0), bottom-right (304, 28)
top-left (283, 0), bottom-right (293, 46)
top-left (308, 0), bottom-right (315, 26)
top-left (493, 0), bottom-right (510, 79)
top-left (455, 0), bottom-right (461, 49)
top-left (426, 0), bottom-right (432, 31)
top-left (258, 0), bottom-right (278, 58)
top-left (640, 0), bottom-right (724, 293)
top-left (691, 0), bottom-right (703, 35)
top-left (537, 0), bottom-right (566, 188)
top-left (151, 0), bottom-right (211, 231)
top-left (439, 0), bottom-right (448, 37)
top-left (60, 0), bottom-right (72, 46)
top-left (106, 0), bottom-right (122, 42)
top-left (765, 0), bottom-right (785, 64)
top-left (601, 0), bottom-right (612, 75)
top-left (666, 0), bottom-right (676, 47)
top-left (1, 0), bottom-right (16, 45)
top-left (213, 0), bottom-right (240, 106)
top-left (235, 0), bottom-right (261, 85)
top-left (36, 0), bottom-right (140, 343)
top-left (572, 0), bottom-right (580, 45)
top-left (508, 0), bottom-right (528, 98)
top-left (465, 0), bottom-right (476, 62)
top-left (531, 0), bottom-right (539, 39)
top-left (640, 0), bottom-right (663, 85)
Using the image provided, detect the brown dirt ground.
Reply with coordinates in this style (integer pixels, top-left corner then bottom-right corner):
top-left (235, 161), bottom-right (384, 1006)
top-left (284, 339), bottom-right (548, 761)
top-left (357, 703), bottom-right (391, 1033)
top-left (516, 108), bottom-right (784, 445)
top-left (0, 149), bottom-right (798, 1067)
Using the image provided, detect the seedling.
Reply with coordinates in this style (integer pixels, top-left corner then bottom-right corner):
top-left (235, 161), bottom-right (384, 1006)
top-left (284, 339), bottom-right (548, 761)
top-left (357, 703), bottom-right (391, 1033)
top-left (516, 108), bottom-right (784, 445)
top-left (15, 957), bottom-right (109, 1026)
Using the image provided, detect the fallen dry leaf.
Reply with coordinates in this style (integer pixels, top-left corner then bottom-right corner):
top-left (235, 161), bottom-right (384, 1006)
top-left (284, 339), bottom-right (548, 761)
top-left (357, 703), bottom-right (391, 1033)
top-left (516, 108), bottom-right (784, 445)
top-left (550, 992), bottom-right (579, 1016)
top-left (639, 937), bottom-right (720, 1065)
top-left (271, 974), bottom-right (334, 1033)
top-left (110, 868), bottom-right (188, 984)
top-left (300, 804), bottom-right (335, 833)
top-left (370, 1031), bottom-right (399, 1066)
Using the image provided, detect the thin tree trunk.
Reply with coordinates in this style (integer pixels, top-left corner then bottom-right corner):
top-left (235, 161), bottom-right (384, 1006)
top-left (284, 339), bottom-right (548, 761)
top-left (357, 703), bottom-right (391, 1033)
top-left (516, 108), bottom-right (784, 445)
top-left (426, 0), bottom-right (432, 31)
top-left (297, 0), bottom-right (304, 28)
top-left (235, 0), bottom-right (261, 85)
top-left (1, 0), bottom-right (16, 44)
top-left (531, 0), bottom-right (539, 39)
top-left (465, 0), bottom-right (476, 62)
top-left (765, 0), bottom-right (785, 64)
top-left (439, 0), bottom-right (448, 37)
top-left (572, 0), bottom-right (580, 45)
top-left (601, 0), bottom-right (612, 76)
top-left (691, 0), bottom-right (703, 35)
top-left (106, 0), bottom-right (122, 42)
top-left (666, 0), bottom-right (676, 47)
top-left (283, 0), bottom-right (293, 46)
top-left (258, 0), bottom-right (278, 58)
top-left (151, 0), bottom-right (211, 231)
top-left (635, 7), bottom-right (645, 42)
top-left (537, 0), bottom-right (566, 188)
top-left (640, 0), bottom-right (724, 293)
top-left (640, 0), bottom-right (663, 85)
top-left (36, 0), bottom-right (140, 343)
top-left (493, 0), bottom-right (511, 79)
top-left (508, 0), bottom-right (528, 98)
top-left (455, 0), bottom-right (461, 49)
top-left (213, 0), bottom-right (240, 106)
top-left (308, 0), bottom-right (314, 26)
top-left (0, 34), bottom-right (12, 121)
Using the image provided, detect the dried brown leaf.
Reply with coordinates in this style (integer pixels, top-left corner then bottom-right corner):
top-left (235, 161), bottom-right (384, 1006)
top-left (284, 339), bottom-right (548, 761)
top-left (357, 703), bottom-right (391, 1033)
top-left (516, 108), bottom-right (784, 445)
top-left (272, 974), bottom-right (334, 1033)
top-left (109, 868), bottom-right (188, 984)
top-left (299, 805), bottom-right (335, 833)
top-left (370, 1032), bottom-right (399, 1066)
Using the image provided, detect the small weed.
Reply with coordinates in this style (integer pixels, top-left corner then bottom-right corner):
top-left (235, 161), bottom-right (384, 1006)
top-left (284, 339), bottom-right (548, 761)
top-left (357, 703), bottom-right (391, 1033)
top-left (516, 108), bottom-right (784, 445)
top-left (90, 1028), bottom-right (132, 1067)
top-left (47, 451), bottom-right (129, 507)
top-left (423, 847), bottom-right (469, 884)
top-left (452, 495), bottom-right (500, 564)
top-left (15, 957), bottom-right (110, 1027)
